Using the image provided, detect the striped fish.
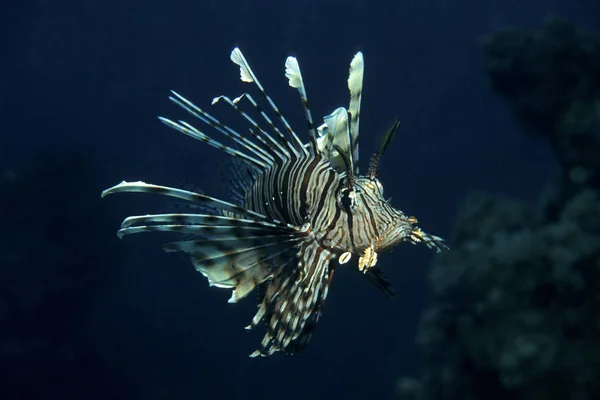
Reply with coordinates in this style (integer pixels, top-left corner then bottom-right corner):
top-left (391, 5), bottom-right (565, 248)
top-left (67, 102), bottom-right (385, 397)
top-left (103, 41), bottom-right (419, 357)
top-left (102, 48), bottom-right (448, 357)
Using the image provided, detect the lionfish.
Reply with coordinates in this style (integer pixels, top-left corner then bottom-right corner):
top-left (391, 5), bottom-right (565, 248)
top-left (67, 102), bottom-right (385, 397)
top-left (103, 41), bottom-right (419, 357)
top-left (102, 48), bottom-right (448, 357)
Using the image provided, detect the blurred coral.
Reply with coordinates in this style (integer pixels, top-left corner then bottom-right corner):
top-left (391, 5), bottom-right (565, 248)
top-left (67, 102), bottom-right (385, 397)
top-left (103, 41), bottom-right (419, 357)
top-left (482, 16), bottom-right (600, 211)
top-left (398, 17), bottom-right (600, 400)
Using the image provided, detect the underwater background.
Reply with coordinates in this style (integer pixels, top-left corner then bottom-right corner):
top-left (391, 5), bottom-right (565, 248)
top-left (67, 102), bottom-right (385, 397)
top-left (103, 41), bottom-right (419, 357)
top-left (2, 0), bottom-right (599, 399)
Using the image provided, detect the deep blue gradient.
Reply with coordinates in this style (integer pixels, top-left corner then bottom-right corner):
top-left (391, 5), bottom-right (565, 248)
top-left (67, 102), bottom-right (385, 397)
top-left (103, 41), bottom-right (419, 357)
top-left (2, 1), bottom-right (599, 399)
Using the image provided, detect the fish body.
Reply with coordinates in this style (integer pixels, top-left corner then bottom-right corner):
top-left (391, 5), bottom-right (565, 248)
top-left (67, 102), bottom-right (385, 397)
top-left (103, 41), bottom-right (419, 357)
top-left (103, 48), bottom-right (448, 357)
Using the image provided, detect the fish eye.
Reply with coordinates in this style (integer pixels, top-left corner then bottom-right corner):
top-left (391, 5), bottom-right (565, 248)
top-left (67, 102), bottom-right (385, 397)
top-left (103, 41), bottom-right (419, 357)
top-left (339, 187), bottom-right (357, 211)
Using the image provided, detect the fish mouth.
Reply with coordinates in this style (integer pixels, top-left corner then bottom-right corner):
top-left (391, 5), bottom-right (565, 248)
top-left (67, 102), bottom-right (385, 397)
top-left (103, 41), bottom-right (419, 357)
top-left (377, 223), bottom-right (415, 253)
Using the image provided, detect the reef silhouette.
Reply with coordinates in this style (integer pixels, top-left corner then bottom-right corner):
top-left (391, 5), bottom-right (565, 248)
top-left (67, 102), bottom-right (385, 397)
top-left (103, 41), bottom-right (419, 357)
top-left (397, 17), bottom-right (600, 400)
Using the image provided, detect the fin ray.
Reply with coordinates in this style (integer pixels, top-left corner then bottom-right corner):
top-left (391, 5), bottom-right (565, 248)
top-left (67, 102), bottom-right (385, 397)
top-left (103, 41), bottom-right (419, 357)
top-left (347, 52), bottom-right (364, 175)
top-left (212, 94), bottom-right (289, 160)
top-left (285, 56), bottom-right (317, 142)
top-left (157, 117), bottom-right (267, 170)
top-left (168, 91), bottom-right (275, 166)
top-left (101, 181), bottom-right (271, 221)
top-left (316, 107), bottom-right (352, 174)
top-left (249, 239), bottom-right (335, 357)
top-left (230, 47), bottom-right (307, 156)
top-left (163, 226), bottom-right (303, 304)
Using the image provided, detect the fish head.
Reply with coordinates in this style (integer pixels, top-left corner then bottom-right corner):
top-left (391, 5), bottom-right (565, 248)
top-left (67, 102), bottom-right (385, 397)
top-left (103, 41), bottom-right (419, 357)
top-left (337, 176), bottom-right (415, 254)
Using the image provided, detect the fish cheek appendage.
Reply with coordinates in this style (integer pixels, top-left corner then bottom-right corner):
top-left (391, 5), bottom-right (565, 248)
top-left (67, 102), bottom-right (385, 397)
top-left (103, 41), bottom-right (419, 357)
top-left (102, 47), bottom-right (448, 357)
